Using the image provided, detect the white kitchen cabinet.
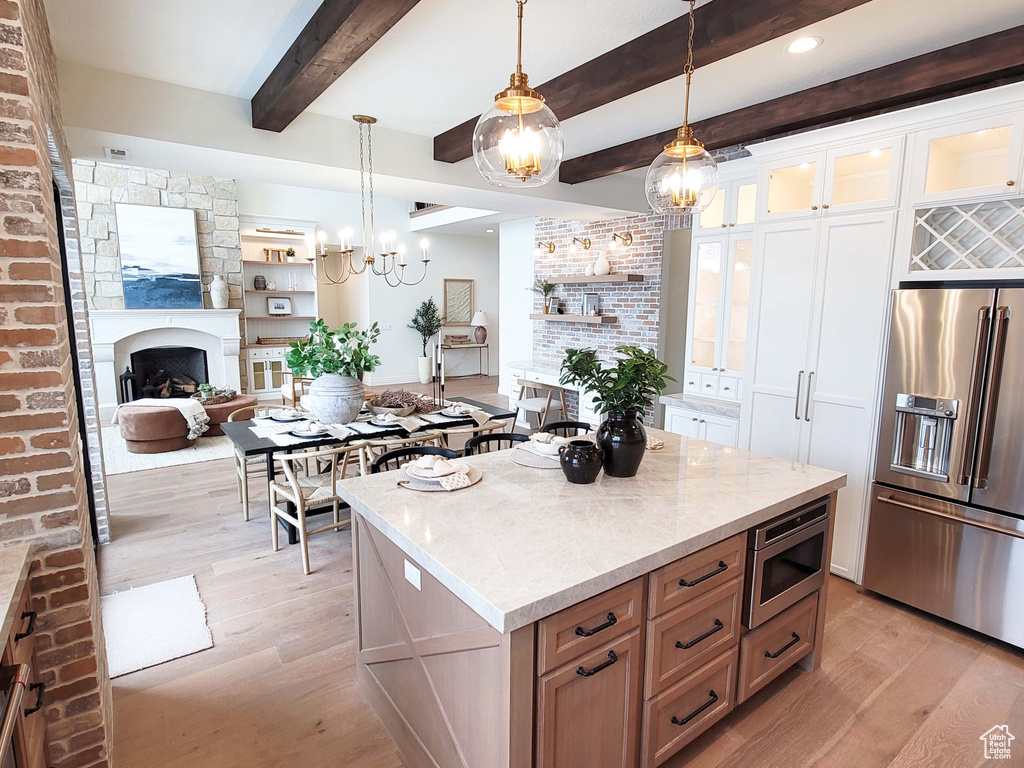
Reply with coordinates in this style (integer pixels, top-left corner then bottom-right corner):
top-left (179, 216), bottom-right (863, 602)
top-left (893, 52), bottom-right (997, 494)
top-left (664, 406), bottom-right (739, 448)
top-left (248, 346), bottom-right (291, 395)
top-left (744, 211), bottom-right (896, 581)
top-left (695, 176), bottom-right (757, 232)
top-left (909, 112), bottom-right (1024, 205)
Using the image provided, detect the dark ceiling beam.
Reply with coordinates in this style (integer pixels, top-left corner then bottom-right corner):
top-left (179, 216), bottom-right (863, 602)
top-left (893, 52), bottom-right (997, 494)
top-left (252, 0), bottom-right (423, 132)
top-left (559, 25), bottom-right (1024, 185)
top-left (432, 0), bottom-right (873, 164)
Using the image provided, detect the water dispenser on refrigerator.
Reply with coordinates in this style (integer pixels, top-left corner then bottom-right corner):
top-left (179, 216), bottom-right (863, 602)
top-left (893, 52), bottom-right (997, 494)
top-left (889, 394), bottom-right (959, 482)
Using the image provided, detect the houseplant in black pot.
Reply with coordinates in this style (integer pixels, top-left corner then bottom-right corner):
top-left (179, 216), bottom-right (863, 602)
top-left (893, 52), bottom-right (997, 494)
top-left (560, 346), bottom-right (673, 478)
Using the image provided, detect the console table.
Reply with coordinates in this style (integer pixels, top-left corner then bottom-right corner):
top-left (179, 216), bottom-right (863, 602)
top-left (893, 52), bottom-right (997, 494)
top-left (442, 342), bottom-right (489, 378)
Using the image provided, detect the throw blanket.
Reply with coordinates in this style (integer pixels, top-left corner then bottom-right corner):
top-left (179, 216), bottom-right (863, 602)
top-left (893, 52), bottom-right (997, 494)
top-left (111, 398), bottom-right (210, 440)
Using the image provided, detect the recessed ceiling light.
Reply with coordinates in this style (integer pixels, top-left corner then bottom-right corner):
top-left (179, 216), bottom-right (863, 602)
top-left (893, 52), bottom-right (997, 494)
top-left (486, 228), bottom-right (494, 233)
top-left (787, 36), bottom-right (822, 54)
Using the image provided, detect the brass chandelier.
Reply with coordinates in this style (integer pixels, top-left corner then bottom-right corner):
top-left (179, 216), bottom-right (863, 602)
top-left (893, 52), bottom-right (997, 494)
top-left (308, 115), bottom-right (430, 287)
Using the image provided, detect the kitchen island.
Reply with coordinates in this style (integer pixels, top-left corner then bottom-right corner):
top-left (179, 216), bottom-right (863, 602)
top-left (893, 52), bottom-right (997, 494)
top-left (337, 430), bottom-right (846, 768)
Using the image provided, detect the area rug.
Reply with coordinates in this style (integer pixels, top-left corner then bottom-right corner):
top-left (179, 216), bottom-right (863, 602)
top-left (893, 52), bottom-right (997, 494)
top-left (101, 425), bottom-right (235, 475)
top-left (101, 575), bottom-right (214, 677)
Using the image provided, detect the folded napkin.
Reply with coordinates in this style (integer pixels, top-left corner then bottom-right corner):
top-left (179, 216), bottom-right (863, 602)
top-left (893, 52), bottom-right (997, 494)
top-left (410, 455), bottom-right (472, 490)
top-left (374, 411), bottom-right (425, 432)
top-left (647, 436), bottom-right (665, 451)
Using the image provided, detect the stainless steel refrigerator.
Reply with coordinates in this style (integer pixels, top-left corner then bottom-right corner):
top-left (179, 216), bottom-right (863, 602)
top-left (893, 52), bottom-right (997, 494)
top-left (863, 286), bottom-right (1024, 648)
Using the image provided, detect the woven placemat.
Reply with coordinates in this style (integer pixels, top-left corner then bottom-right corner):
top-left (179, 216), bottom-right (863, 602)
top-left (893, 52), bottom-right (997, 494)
top-left (396, 467), bottom-right (483, 492)
top-left (510, 445), bottom-right (561, 469)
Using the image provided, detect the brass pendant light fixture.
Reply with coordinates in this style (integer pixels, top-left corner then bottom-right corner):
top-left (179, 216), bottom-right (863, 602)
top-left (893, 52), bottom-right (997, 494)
top-left (472, 0), bottom-right (564, 188)
top-left (645, 0), bottom-right (720, 214)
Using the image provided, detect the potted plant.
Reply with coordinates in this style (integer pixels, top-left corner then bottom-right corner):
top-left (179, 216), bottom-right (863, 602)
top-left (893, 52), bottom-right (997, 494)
top-left (533, 278), bottom-right (556, 314)
top-left (560, 346), bottom-right (673, 477)
top-left (286, 319), bottom-right (381, 424)
top-left (408, 298), bottom-right (443, 384)
top-left (285, 247), bottom-right (296, 263)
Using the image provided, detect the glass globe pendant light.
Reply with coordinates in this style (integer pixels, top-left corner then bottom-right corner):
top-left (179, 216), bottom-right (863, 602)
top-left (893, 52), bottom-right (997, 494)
top-left (645, 0), bottom-right (720, 214)
top-left (473, 0), bottom-right (563, 187)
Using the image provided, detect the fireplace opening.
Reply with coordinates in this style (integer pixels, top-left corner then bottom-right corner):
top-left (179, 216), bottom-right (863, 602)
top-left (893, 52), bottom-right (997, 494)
top-left (126, 346), bottom-right (209, 400)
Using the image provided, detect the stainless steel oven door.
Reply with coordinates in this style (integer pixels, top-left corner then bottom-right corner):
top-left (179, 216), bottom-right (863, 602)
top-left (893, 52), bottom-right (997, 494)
top-left (745, 517), bottom-right (829, 628)
top-left (0, 664), bottom-right (28, 768)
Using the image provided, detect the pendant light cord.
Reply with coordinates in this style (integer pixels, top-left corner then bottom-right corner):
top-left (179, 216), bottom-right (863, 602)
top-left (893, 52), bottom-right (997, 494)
top-left (516, 0), bottom-right (526, 75)
top-left (683, 0), bottom-right (695, 130)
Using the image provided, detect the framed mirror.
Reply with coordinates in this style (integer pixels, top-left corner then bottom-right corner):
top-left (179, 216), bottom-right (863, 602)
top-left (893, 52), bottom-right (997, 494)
top-left (443, 279), bottom-right (474, 324)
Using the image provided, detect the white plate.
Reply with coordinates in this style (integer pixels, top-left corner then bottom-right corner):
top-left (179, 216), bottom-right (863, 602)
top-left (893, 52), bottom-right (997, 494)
top-left (290, 427), bottom-right (328, 438)
top-left (271, 413), bottom-right (305, 422)
top-left (369, 418), bottom-right (402, 427)
top-left (440, 408), bottom-right (470, 418)
top-left (406, 461), bottom-right (465, 480)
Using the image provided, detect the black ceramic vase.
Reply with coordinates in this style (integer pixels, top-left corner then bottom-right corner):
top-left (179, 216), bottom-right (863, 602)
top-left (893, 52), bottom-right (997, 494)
top-left (558, 439), bottom-right (604, 484)
top-left (596, 409), bottom-right (647, 478)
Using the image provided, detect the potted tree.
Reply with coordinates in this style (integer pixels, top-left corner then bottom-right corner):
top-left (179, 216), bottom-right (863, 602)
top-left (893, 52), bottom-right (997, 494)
top-left (286, 319), bottom-right (381, 424)
top-left (533, 278), bottom-right (556, 314)
top-left (408, 298), bottom-right (443, 384)
top-left (560, 346), bottom-right (673, 477)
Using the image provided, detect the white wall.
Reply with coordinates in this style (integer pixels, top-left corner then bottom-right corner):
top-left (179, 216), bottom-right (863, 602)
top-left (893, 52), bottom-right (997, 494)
top-left (237, 180), bottom-right (498, 384)
top-left (498, 218), bottom-right (536, 397)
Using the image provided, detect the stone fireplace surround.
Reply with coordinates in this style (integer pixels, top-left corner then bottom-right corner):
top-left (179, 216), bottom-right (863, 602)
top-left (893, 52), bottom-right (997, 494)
top-left (90, 308), bottom-right (242, 420)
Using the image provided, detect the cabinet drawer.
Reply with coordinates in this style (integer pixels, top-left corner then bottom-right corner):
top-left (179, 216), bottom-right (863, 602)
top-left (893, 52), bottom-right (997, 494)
top-left (537, 578), bottom-right (644, 676)
top-left (699, 374), bottom-right (718, 396)
top-left (641, 647), bottom-right (738, 768)
top-left (537, 629), bottom-right (642, 768)
top-left (682, 374), bottom-right (701, 396)
top-left (6, 586), bottom-right (35, 668)
top-left (738, 592), bottom-right (817, 703)
top-left (717, 377), bottom-right (739, 399)
top-left (645, 577), bottom-right (743, 697)
top-left (648, 533), bottom-right (746, 618)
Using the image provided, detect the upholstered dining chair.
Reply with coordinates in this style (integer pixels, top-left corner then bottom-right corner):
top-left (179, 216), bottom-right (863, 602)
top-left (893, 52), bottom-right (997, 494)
top-left (464, 432), bottom-right (529, 456)
top-left (370, 446), bottom-right (459, 474)
top-left (227, 404), bottom-right (289, 522)
top-left (515, 379), bottom-right (567, 429)
top-left (269, 443), bottom-right (362, 575)
top-left (540, 420), bottom-right (593, 437)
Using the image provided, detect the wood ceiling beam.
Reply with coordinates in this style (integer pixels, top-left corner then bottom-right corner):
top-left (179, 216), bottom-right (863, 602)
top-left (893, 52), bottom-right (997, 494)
top-left (559, 26), bottom-right (1024, 184)
top-left (252, 0), bottom-right (423, 132)
top-left (432, 0), bottom-right (872, 164)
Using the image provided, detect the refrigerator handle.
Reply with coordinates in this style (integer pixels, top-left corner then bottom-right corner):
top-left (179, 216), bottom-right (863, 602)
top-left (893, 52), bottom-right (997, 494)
top-left (794, 370), bottom-right (804, 421)
top-left (974, 306), bottom-right (1010, 490)
top-left (956, 307), bottom-right (992, 485)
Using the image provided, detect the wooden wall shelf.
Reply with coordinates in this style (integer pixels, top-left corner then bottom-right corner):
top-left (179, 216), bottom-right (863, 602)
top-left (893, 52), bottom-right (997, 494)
top-left (550, 274), bottom-right (643, 285)
top-left (244, 289), bottom-right (315, 295)
top-left (530, 314), bottom-right (618, 324)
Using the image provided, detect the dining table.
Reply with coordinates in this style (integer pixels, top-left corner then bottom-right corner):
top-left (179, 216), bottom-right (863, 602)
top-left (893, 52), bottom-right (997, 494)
top-left (220, 397), bottom-right (518, 545)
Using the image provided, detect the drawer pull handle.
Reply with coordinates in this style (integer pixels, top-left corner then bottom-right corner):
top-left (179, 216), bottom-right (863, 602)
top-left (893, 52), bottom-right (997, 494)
top-left (576, 650), bottom-right (618, 677)
top-left (679, 561), bottom-right (727, 588)
top-left (764, 632), bottom-right (801, 659)
top-left (675, 618), bottom-right (724, 650)
top-left (575, 612), bottom-right (617, 638)
top-left (24, 682), bottom-right (44, 716)
top-left (671, 689), bottom-right (719, 726)
top-left (14, 611), bottom-right (36, 642)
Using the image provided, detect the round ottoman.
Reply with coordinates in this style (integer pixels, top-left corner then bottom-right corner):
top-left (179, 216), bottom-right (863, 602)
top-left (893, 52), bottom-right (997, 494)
top-left (118, 406), bottom-right (193, 454)
top-left (202, 395), bottom-right (259, 436)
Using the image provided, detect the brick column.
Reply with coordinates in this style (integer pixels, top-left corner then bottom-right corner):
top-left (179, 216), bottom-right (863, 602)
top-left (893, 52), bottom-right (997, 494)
top-left (0, 0), bottom-right (112, 766)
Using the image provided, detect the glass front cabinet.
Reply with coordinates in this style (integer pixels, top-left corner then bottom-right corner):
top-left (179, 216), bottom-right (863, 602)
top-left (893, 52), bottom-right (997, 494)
top-left (248, 347), bottom-right (291, 396)
top-left (683, 232), bottom-right (752, 402)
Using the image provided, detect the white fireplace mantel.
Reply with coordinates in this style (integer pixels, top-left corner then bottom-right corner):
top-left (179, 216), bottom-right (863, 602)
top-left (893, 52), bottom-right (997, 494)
top-left (90, 308), bottom-right (242, 420)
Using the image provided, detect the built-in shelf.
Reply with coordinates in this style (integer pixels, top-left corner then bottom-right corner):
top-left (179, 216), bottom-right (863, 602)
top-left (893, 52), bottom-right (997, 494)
top-left (530, 313), bottom-right (618, 324)
top-left (248, 315), bottom-right (316, 321)
top-left (244, 289), bottom-right (315, 295)
top-left (242, 258), bottom-right (308, 265)
top-left (550, 274), bottom-right (643, 285)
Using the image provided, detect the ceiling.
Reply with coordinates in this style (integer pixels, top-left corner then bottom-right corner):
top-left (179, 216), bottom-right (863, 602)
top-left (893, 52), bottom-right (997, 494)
top-left (45, 0), bottom-right (1024, 170)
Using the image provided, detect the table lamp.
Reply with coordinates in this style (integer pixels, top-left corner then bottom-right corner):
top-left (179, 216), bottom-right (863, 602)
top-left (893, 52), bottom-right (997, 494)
top-left (471, 311), bottom-right (489, 344)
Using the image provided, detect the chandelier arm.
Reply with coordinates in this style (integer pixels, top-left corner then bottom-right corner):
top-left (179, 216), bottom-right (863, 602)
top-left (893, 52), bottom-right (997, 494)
top-left (397, 261), bottom-right (429, 287)
top-left (382, 264), bottom-right (404, 287)
top-left (309, 255), bottom-right (350, 285)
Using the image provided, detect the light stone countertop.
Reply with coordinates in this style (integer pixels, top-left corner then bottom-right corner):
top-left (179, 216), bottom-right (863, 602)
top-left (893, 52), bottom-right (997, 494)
top-left (0, 544), bottom-right (32, 643)
top-left (338, 430), bottom-right (846, 633)
top-left (660, 393), bottom-right (741, 419)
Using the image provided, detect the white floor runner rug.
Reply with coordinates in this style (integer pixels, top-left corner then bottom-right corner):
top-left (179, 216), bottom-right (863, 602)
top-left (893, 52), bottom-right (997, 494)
top-left (102, 575), bottom-right (214, 678)
top-left (101, 426), bottom-right (235, 476)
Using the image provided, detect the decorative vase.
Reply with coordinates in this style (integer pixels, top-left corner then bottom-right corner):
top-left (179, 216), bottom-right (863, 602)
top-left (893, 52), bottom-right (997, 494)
top-left (253, 274), bottom-right (267, 291)
top-left (559, 439), bottom-right (604, 484)
top-left (584, 262), bottom-right (595, 276)
top-left (300, 373), bottom-right (364, 425)
top-left (417, 356), bottom-right (432, 385)
top-left (542, 304), bottom-right (549, 314)
top-left (596, 409), bottom-right (647, 478)
top-left (594, 253), bottom-right (611, 276)
top-left (474, 326), bottom-right (487, 343)
top-left (209, 274), bottom-right (229, 309)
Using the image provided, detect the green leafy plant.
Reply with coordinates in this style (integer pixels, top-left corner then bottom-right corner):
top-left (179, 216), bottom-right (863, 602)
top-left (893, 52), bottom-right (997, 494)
top-left (285, 247), bottom-right (296, 259)
top-left (198, 383), bottom-right (213, 393)
top-left (560, 346), bottom-right (674, 417)
top-left (408, 297), bottom-right (443, 357)
top-left (532, 277), bottom-right (556, 300)
top-left (286, 319), bottom-right (381, 379)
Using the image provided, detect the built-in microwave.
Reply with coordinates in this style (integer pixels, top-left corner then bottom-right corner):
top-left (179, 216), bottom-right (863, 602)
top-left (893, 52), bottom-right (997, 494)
top-left (744, 498), bottom-right (831, 628)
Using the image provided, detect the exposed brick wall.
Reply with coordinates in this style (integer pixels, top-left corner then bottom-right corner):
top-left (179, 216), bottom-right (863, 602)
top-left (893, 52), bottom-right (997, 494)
top-left (0, 0), bottom-right (112, 766)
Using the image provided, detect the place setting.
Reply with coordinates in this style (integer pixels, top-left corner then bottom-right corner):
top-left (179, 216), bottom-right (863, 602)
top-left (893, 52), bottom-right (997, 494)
top-left (509, 432), bottom-right (570, 469)
top-left (396, 454), bottom-right (483, 492)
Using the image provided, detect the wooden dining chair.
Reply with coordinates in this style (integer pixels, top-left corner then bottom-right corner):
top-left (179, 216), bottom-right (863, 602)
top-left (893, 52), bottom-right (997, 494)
top-left (540, 420), bottom-right (593, 437)
top-left (228, 404), bottom-right (290, 522)
top-left (515, 379), bottom-right (567, 429)
top-left (464, 432), bottom-right (529, 456)
top-left (370, 446), bottom-right (459, 474)
top-left (434, 419), bottom-right (509, 451)
top-left (281, 372), bottom-right (315, 408)
top-left (359, 431), bottom-right (444, 471)
top-left (269, 443), bottom-right (362, 575)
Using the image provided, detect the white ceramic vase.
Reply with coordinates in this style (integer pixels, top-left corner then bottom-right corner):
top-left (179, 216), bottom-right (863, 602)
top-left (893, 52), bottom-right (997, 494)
top-left (209, 274), bottom-right (229, 309)
top-left (584, 262), bottom-right (595, 276)
top-left (301, 373), bottom-right (364, 425)
top-left (417, 356), bottom-right (432, 385)
top-left (594, 253), bottom-right (611, 276)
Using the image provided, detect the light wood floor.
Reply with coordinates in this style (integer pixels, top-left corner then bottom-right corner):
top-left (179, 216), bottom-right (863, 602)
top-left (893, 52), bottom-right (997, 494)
top-left (99, 377), bottom-right (1024, 768)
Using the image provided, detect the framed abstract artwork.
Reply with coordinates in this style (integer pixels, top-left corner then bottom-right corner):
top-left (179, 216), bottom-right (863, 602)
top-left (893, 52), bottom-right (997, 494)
top-left (443, 278), bottom-right (474, 324)
top-left (115, 203), bottom-right (203, 309)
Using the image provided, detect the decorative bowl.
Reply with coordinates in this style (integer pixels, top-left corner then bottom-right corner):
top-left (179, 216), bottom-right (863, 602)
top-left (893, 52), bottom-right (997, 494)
top-left (368, 404), bottom-right (416, 417)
